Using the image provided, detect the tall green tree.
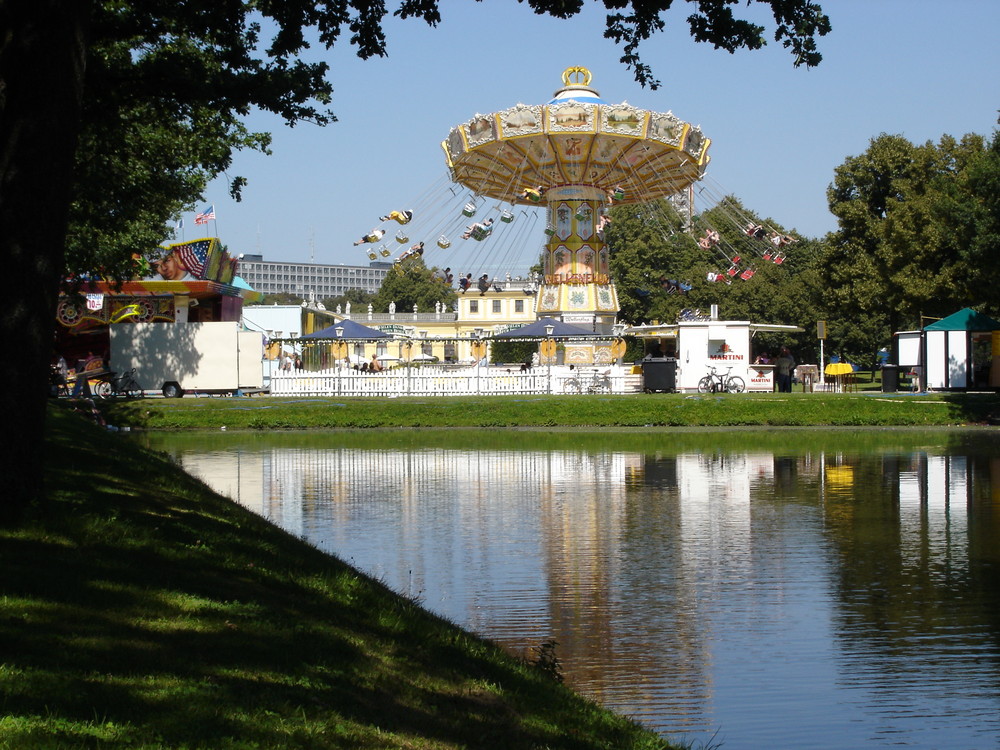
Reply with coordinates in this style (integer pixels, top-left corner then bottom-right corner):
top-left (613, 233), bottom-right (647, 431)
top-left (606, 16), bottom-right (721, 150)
top-left (371, 260), bottom-right (456, 314)
top-left (1, 0), bottom-right (830, 523)
top-left (819, 130), bottom-right (1000, 363)
top-left (322, 288), bottom-right (376, 312)
top-left (608, 195), bottom-right (818, 356)
top-left (605, 199), bottom-right (702, 324)
top-left (951, 124), bottom-right (1000, 315)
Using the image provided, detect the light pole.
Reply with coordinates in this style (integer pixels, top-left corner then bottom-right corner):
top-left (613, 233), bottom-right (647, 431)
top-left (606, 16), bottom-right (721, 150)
top-left (334, 325), bottom-right (345, 378)
top-left (471, 331), bottom-right (480, 394)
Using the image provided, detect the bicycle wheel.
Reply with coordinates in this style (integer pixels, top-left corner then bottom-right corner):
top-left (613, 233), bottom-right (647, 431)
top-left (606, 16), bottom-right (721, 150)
top-left (123, 380), bottom-right (141, 398)
top-left (93, 380), bottom-right (113, 399)
top-left (697, 376), bottom-right (714, 394)
top-left (563, 378), bottom-right (581, 394)
top-left (727, 376), bottom-right (746, 394)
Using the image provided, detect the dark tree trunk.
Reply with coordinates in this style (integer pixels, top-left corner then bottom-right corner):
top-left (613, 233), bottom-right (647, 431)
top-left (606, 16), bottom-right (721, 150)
top-left (0, 1), bottom-right (90, 525)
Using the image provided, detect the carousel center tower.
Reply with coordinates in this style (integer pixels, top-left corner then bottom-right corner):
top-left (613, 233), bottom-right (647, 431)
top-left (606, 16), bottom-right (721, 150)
top-left (442, 66), bottom-right (711, 333)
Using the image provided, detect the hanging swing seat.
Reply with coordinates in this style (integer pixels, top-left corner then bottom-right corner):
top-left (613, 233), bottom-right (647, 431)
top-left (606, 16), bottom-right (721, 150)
top-left (544, 224), bottom-right (556, 236)
top-left (367, 250), bottom-right (377, 260)
top-left (762, 250), bottom-right (773, 260)
top-left (500, 209), bottom-right (515, 224)
top-left (378, 245), bottom-right (391, 257)
top-left (462, 202), bottom-right (477, 217)
top-left (470, 225), bottom-right (493, 241)
top-left (437, 235), bottom-right (451, 249)
top-left (726, 265), bottom-right (739, 277)
top-left (772, 252), bottom-right (786, 265)
top-left (575, 208), bottom-right (591, 222)
top-left (740, 268), bottom-right (756, 281)
top-left (395, 230), bottom-right (409, 244)
top-left (611, 187), bottom-right (625, 201)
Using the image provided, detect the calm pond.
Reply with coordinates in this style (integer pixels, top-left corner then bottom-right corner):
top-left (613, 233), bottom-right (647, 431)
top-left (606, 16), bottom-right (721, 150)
top-left (143, 428), bottom-right (1000, 750)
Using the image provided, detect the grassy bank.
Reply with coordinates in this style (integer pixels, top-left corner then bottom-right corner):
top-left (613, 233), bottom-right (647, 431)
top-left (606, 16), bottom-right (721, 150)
top-left (98, 391), bottom-right (1000, 430)
top-left (0, 405), bottom-right (676, 749)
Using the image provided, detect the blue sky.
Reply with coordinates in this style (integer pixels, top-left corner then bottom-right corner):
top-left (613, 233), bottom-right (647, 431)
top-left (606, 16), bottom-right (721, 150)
top-left (193, 0), bottom-right (1000, 276)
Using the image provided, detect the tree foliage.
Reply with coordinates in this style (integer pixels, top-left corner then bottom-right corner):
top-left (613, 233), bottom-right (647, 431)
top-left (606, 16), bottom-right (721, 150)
top-left (605, 200), bottom-right (701, 324)
top-left (819, 130), bottom-right (1000, 358)
top-left (402, 0), bottom-right (829, 88)
top-left (371, 260), bottom-right (456, 313)
top-left (2, 0), bottom-right (831, 525)
top-left (322, 288), bottom-right (376, 312)
top-left (607, 196), bottom-right (817, 343)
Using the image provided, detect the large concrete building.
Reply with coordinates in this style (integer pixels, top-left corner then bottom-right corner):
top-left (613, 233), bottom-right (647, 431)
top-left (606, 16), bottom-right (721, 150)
top-left (237, 254), bottom-right (391, 299)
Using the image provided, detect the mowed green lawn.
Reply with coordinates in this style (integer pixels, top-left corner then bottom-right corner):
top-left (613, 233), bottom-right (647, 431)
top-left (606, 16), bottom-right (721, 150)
top-left (99, 391), bottom-right (1000, 430)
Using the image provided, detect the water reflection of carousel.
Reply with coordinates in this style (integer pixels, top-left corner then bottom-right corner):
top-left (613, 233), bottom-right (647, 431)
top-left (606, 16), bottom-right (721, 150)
top-left (443, 66), bottom-right (711, 345)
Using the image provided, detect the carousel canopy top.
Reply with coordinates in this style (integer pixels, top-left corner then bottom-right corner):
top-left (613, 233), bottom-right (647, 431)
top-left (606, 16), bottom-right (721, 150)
top-left (443, 66), bottom-right (710, 205)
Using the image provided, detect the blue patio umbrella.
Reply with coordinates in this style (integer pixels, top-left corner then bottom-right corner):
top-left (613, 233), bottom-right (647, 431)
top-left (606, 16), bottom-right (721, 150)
top-left (491, 318), bottom-right (595, 339)
top-left (302, 319), bottom-right (391, 339)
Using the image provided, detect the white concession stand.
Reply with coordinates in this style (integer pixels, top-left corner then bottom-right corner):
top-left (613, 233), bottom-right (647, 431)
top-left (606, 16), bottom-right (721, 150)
top-left (625, 318), bottom-right (803, 393)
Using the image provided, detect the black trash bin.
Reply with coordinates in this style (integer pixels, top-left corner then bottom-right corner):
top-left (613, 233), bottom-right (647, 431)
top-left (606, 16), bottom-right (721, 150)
top-left (881, 364), bottom-right (899, 393)
top-left (641, 358), bottom-right (677, 393)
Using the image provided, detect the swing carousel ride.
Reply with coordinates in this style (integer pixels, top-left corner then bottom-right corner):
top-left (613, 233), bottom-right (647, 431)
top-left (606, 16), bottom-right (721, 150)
top-left (355, 67), bottom-right (793, 334)
top-left (443, 65), bottom-right (710, 333)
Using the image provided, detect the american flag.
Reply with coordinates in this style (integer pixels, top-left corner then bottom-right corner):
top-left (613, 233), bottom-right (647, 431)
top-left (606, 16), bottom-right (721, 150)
top-left (174, 239), bottom-right (211, 277)
top-left (194, 204), bottom-right (216, 225)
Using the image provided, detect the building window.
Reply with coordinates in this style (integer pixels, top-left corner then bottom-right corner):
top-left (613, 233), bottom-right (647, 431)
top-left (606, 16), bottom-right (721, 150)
top-left (492, 300), bottom-right (501, 314)
top-left (469, 300), bottom-right (479, 314)
top-left (515, 299), bottom-right (524, 313)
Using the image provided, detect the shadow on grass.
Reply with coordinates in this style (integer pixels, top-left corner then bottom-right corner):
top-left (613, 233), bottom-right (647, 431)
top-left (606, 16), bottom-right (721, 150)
top-left (0, 405), bottom-right (672, 749)
top-left (937, 392), bottom-right (1000, 424)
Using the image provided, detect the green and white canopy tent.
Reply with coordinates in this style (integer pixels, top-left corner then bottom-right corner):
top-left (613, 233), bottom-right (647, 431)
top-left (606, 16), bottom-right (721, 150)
top-left (895, 308), bottom-right (1000, 390)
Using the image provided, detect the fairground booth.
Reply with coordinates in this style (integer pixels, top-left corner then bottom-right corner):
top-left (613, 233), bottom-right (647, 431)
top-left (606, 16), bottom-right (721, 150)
top-left (624, 312), bottom-right (802, 392)
top-left (54, 238), bottom-right (262, 393)
top-left (893, 307), bottom-right (1000, 391)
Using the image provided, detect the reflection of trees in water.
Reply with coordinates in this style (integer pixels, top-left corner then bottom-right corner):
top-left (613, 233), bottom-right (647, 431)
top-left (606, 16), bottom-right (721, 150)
top-left (821, 451), bottom-right (1000, 742)
top-left (158, 436), bottom-right (1000, 746)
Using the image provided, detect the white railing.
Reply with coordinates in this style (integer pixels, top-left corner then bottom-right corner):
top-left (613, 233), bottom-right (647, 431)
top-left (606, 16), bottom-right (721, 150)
top-left (268, 365), bottom-right (633, 397)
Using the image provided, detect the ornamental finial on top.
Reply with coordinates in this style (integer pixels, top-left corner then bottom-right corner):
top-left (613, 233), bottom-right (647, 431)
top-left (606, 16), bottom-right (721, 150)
top-left (562, 66), bottom-right (592, 87)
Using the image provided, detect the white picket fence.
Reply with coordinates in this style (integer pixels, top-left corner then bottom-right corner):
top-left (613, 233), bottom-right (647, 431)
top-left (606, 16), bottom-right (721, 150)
top-left (268, 365), bottom-right (638, 397)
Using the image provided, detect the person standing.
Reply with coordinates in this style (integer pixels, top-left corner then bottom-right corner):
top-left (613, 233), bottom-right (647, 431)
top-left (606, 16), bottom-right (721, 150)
top-left (774, 347), bottom-right (795, 393)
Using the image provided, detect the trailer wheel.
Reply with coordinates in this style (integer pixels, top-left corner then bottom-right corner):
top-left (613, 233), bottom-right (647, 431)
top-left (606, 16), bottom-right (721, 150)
top-left (162, 382), bottom-right (183, 398)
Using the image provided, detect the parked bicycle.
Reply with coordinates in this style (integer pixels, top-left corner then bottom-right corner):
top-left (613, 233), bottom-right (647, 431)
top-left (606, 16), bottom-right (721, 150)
top-left (562, 369), bottom-right (612, 394)
top-left (93, 368), bottom-right (142, 399)
top-left (697, 365), bottom-right (745, 394)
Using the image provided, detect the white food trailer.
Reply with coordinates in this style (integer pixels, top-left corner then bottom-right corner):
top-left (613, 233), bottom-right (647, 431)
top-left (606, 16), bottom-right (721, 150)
top-left (110, 321), bottom-right (264, 397)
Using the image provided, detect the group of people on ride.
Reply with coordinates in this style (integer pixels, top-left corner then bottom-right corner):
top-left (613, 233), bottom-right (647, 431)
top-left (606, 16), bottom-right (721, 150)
top-left (462, 217), bottom-right (494, 240)
top-left (354, 208), bottom-right (413, 247)
top-left (396, 241), bottom-right (424, 264)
